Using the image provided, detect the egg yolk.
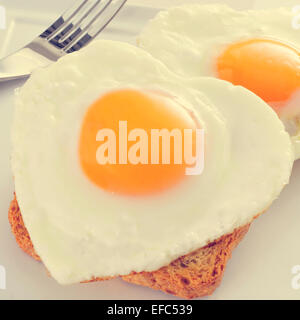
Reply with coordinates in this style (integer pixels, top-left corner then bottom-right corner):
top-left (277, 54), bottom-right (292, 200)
top-left (216, 39), bottom-right (300, 110)
top-left (79, 89), bottom-right (198, 196)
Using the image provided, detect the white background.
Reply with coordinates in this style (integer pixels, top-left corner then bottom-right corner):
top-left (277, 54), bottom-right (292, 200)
top-left (0, 0), bottom-right (300, 300)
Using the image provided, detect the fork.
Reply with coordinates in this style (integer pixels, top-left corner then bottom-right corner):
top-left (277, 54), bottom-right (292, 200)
top-left (0, 0), bottom-right (127, 82)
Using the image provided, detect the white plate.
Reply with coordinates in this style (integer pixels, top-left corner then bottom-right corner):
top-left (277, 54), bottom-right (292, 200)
top-left (0, 0), bottom-right (300, 300)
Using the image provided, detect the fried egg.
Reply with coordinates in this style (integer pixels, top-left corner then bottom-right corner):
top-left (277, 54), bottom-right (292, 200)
top-left (138, 4), bottom-right (300, 158)
top-left (11, 40), bottom-right (293, 284)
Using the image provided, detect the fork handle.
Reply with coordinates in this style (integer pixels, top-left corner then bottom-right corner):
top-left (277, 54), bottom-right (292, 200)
top-left (0, 38), bottom-right (60, 83)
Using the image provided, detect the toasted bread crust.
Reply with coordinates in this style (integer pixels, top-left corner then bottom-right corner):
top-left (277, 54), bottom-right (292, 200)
top-left (8, 194), bottom-right (250, 298)
top-left (122, 224), bottom-right (249, 299)
top-left (8, 194), bottom-right (41, 261)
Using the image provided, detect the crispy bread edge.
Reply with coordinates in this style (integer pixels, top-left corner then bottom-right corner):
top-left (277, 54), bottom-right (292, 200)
top-left (8, 194), bottom-right (250, 298)
top-left (122, 223), bottom-right (250, 298)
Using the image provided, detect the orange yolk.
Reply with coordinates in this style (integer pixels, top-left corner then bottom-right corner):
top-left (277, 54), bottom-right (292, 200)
top-left (79, 89), bottom-right (198, 196)
top-left (217, 39), bottom-right (300, 110)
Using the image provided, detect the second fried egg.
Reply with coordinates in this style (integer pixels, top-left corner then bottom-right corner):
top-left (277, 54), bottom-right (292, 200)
top-left (139, 4), bottom-right (300, 157)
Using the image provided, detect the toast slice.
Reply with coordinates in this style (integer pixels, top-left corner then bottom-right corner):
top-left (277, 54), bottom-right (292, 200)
top-left (8, 194), bottom-right (250, 299)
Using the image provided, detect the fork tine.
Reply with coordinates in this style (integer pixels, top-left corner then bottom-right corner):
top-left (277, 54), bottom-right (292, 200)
top-left (0, 0), bottom-right (127, 81)
top-left (63, 0), bottom-right (127, 53)
top-left (58, 0), bottom-right (109, 44)
top-left (44, 0), bottom-right (90, 41)
top-left (88, 0), bottom-right (127, 38)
